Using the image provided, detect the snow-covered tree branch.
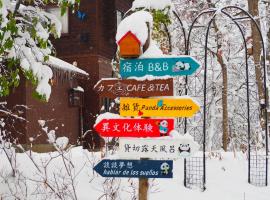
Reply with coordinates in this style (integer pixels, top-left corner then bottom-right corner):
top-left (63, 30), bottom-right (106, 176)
top-left (0, 0), bottom-right (79, 101)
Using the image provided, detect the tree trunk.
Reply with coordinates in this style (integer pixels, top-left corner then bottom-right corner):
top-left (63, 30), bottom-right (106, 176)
top-left (248, 0), bottom-right (266, 129)
top-left (265, 2), bottom-right (270, 97)
top-left (266, 2), bottom-right (270, 138)
top-left (217, 52), bottom-right (229, 151)
top-left (212, 14), bottom-right (229, 151)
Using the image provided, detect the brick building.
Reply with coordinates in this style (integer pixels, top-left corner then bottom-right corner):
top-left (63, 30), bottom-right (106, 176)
top-left (1, 0), bottom-right (133, 151)
top-left (2, 57), bottom-right (88, 151)
top-left (50, 0), bottom-right (133, 149)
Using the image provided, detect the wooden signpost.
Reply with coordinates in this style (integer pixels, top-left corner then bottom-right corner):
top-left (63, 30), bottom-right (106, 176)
top-left (120, 56), bottom-right (201, 78)
top-left (93, 159), bottom-right (173, 178)
top-left (119, 137), bottom-right (199, 159)
top-left (95, 23), bottom-right (202, 200)
top-left (119, 97), bottom-right (200, 117)
top-left (93, 78), bottom-right (174, 98)
top-left (94, 118), bottom-right (174, 137)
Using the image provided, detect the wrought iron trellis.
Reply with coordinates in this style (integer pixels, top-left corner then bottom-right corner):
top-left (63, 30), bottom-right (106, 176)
top-left (118, 4), bottom-right (268, 191)
top-left (174, 5), bottom-right (268, 189)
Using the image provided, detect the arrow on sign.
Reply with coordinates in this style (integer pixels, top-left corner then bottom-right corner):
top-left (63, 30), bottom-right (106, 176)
top-left (93, 78), bottom-right (174, 98)
top-left (93, 159), bottom-right (173, 178)
top-left (120, 56), bottom-right (201, 78)
top-left (120, 97), bottom-right (200, 117)
top-left (94, 118), bottom-right (174, 137)
top-left (119, 135), bottom-right (199, 159)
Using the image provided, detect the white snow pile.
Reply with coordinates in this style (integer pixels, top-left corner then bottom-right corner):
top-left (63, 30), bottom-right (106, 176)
top-left (169, 130), bottom-right (200, 156)
top-left (116, 10), bottom-right (153, 45)
top-left (140, 40), bottom-right (164, 58)
top-left (73, 86), bottom-right (84, 92)
top-left (38, 119), bottom-right (46, 127)
top-left (55, 137), bottom-right (69, 150)
top-left (94, 112), bottom-right (123, 126)
top-left (47, 130), bottom-right (56, 144)
top-left (132, 0), bottom-right (172, 10)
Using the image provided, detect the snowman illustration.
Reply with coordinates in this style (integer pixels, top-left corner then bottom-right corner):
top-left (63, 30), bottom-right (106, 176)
top-left (159, 120), bottom-right (169, 136)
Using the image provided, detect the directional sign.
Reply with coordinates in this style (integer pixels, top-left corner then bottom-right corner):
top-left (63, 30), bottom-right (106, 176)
top-left (119, 136), bottom-right (200, 159)
top-left (93, 78), bottom-right (174, 98)
top-left (93, 159), bottom-right (173, 178)
top-left (120, 57), bottom-right (201, 78)
top-left (94, 118), bottom-right (174, 137)
top-left (120, 97), bottom-right (200, 117)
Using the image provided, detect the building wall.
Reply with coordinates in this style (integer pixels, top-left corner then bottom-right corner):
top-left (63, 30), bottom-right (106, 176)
top-left (52, 0), bottom-right (97, 57)
top-left (0, 78), bottom-right (27, 144)
top-left (25, 76), bottom-right (80, 145)
top-left (51, 0), bottom-right (133, 149)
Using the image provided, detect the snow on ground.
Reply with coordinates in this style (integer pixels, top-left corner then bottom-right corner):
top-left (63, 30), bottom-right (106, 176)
top-left (0, 147), bottom-right (269, 200)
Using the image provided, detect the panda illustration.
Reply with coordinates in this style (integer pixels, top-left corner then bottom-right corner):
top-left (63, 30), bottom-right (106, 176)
top-left (172, 61), bottom-right (190, 72)
top-left (178, 143), bottom-right (191, 157)
top-left (159, 120), bottom-right (169, 136)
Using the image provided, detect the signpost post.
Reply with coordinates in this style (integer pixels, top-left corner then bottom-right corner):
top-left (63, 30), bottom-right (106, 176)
top-left (119, 97), bottom-right (200, 117)
top-left (120, 57), bottom-right (201, 78)
top-left (95, 118), bottom-right (174, 137)
top-left (93, 159), bottom-right (173, 178)
top-left (93, 78), bottom-right (174, 98)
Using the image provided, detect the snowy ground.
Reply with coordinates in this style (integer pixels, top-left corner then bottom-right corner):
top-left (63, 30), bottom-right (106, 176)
top-left (0, 147), bottom-right (269, 200)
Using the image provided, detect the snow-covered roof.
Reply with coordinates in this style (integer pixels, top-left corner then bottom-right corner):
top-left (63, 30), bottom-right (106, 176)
top-left (139, 40), bottom-right (164, 58)
top-left (132, 0), bottom-right (172, 10)
top-left (48, 56), bottom-right (89, 76)
top-left (116, 11), bottom-right (153, 46)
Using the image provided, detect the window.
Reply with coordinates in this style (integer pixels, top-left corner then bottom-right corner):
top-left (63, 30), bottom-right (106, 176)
top-left (116, 10), bottom-right (124, 26)
top-left (47, 7), bottom-right (69, 34)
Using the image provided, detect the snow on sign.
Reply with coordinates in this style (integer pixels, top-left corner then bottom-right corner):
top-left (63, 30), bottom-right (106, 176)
top-left (93, 78), bottom-right (173, 98)
top-left (120, 97), bottom-right (200, 117)
top-left (119, 136), bottom-right (199, 159)
top-left (94, 118), bottom-right (174, 137)
top-left (93, 159), bottom-right (173, 178)
top-left (120, 57), bottom-right (201, 78)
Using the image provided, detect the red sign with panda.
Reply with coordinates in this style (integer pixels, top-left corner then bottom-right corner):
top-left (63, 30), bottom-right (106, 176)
top-left (94, 118), bottom-right (174, 137)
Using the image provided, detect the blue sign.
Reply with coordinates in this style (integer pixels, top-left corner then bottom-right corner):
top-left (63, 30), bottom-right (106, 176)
top-left (120, 57), bottom-right (201, 78)
top-left (93, 159), bottom-right (173, 178)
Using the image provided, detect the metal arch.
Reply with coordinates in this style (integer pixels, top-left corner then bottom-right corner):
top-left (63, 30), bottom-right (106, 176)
top-left (221, 8), bottom-right (269, 185)
top-left (186, 9), bottom-right (217, 54)
top-left (202, 13), bottom-right (217, 189)
top-left (181, 9), bottom-right (216, 189)
top-left (184, 9), bottom-right (216, 134)
top-left (185, 5), bottom-right (268, 188)
top-left (220, 8), bottom-right (252, 184)
top-left (172, 11), bottom-right (187, 53)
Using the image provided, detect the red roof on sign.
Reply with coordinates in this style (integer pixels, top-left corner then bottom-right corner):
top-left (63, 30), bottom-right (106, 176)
top-left (117, 31), bottom-right (141, 45)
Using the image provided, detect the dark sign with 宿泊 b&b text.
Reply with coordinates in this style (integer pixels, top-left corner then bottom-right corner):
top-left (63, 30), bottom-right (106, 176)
top-left (93, 159), bottom-right (173, 178)
top-left (93, 78), bottom-right (174, 98)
